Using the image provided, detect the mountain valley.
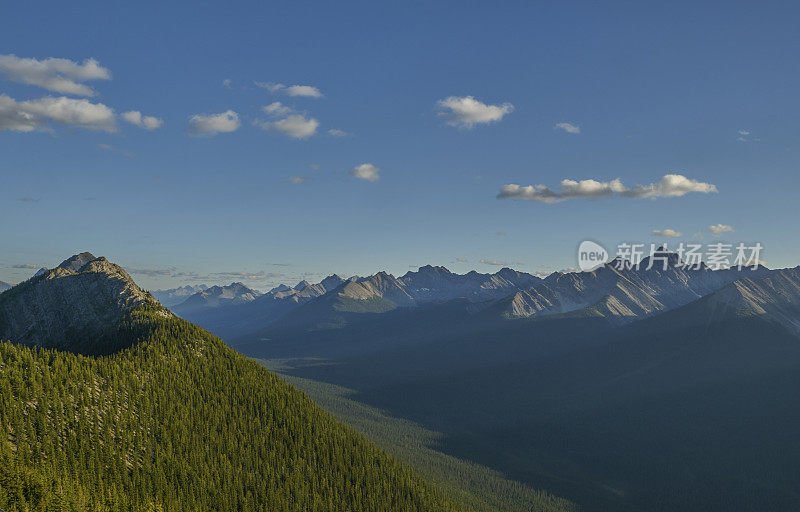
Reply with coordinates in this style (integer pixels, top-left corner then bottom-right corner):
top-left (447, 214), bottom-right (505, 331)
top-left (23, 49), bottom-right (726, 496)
top-left (4, 251), bottom-right (800, 512)
top-left (1, 252), bottom-right (551, 512)
top-left (175, 255), bottom-right (800, 512)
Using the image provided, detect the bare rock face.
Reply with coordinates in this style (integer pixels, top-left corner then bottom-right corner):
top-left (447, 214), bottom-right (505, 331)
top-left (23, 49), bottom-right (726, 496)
top-left (0, 252), bottom-right (167, 352)
top-left (57, 251), bottom-right (98, 272)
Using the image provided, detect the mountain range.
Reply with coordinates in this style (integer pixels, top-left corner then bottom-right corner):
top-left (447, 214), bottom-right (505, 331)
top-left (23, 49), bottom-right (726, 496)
top-left (171, 265), bottom-right (550, 337)
top-left (180, 254), bottom-right (800, 512)
top-left (0, 252), bottom-right (522, 512)
top-left (172, 274), bottom-right (348, 339)
top-left (170, 254), bottom-right (771, 341)
top-left (7, 250), bottom-right (800, 511)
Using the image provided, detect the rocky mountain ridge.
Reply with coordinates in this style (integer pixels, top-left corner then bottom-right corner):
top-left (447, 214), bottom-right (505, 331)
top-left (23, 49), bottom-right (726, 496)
top-left (497, 254), bottom-right (771, 322)
top-left (172, 273), bottom-right (348, 339)
top-left (172, 282), bottom-right (260, 315)
top-left (0, 252), bottom-right (169, 352)
top-left (159, 254), bottom-right (788, 341)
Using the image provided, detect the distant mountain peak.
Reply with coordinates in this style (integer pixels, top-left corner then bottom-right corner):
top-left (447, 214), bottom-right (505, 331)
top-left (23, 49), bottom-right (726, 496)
top-left (320, 274), bottom-right (345, 289)
top-left (637, 249), bottom-right (683, 269)
top-left (400, 265), bottom-right (454, 280)
top-left (172, 281), bottom-right (259, 315)
top-left (294, 280), bottom-right (311, 291)
top-left (495, 267), bottom-right (524, 278)
top-left (418, 264), bottom-right (451, 274)
top-left (151, 284), bottom-right (209, 307)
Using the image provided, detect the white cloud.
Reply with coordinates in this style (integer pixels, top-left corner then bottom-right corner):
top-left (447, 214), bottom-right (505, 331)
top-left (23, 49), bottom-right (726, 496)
top-left (286, 85), bottom-right (323, 98)
top-left (222, 78), bottom-right (232, 89)
top-left (437, 95), bottom-right (514, 129)
top-left (258, 114), bottom-right (318, 139)
top-left (121, 110), bottom-right (163, 130)
top-left (350, 163), bottom-right (380, 182)
top-left (709, 223), bottom-right (734, 235)
top-left (254, 81), bottom-right (284, 93)
top-left (562, 178), bottom-right (627, 198)
top-left (653, 228), bottom-right (682, 238)
top-left (0, 54), bottom-right (111, 96)
top-left (736, 129), bottom-right (758, 142)
top-left (328, 128), bottom-right (350, 137)
top-left (255, 81), bottom-right (323, 98)
top-left (498, 174), bottom-right (717, 203)
top-left (480, 259), bottom-right (508, 266)
top-left (555, 122), bottom-right (580, 134)
top-left (498, 178), bottom-right (625, 203)
top-left (0, 94), bottom-right (116, 132)
top-left (455, 257), bottom-right (468, 263)
top-left (621, 174), bottom-right (718, 198)
top-left (256, 102), bottom-right (318, 138)
top-left (262, 102), bottom-right (293, 117)
top-left (187, 110), bottom-right (240, 136)
top-left (288, 176), bottom-right (310, 184)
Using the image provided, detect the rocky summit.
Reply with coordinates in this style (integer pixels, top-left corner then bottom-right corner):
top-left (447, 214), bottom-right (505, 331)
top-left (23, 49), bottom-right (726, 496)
top-left (0, 252), bottom-right (168, 353)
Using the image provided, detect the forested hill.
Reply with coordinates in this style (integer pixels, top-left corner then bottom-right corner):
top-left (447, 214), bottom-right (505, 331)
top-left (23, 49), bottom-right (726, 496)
top-left (0, 254), bottom-right (471, 512)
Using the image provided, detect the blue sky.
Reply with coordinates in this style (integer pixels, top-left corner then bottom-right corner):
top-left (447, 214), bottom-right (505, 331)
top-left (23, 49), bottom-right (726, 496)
top-left (2, 1), bottom-right (799, 289)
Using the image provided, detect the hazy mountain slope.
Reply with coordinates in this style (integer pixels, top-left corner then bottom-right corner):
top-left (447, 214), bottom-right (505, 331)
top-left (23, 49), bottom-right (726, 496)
top-left (151, 284), bottom-right (208, 306)
top-left (0, 252), bottom-right (471, 512)
top-left (172, 282), bottom-right (259, 315)
top-left (177, 266), bottom-right (547, 341)
top-left (0, 281), bottom-right (10, 293)
top-left (264, 268), bottom-right (543, 334)
top-left (681, 266), bottom-right (800, 334)
top-left (263, 273), bottom-right (415, 331)
top-left (173, 274), bottom-right (346, 340)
